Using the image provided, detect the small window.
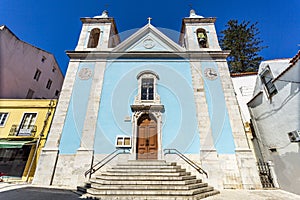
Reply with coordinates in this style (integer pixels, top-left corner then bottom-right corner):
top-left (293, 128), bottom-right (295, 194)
top-left (46, 79), bottom-right (52, 90)
top-left (87, 28), bottom-right (101, 48)
top-left (260, 68), bottom-right (277, 97)
top-left (0, 113), bottom-right (9, 127)
top-left (141, 78), bottom-right (154, 100)
top-left (55, 90), bottom-right (60, 97)
top-left (196, 28), bottom-right (208, 48)
top-left (33, 69), bottom-right (41, 81)
top-left (41, 56), bottom-right (46, 63)
top-left (52, 66), bottom-right (56, 73)
top-left (26, 89), bottom-right (35, 99)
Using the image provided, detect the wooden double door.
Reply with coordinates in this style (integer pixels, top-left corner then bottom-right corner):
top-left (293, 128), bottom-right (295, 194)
top-left (137, 115), bottom-right (158, 160)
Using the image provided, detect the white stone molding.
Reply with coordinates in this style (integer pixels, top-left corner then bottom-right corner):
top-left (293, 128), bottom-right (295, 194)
top-left (130, 110), bottom-right (164, 160)
top-left (134, 70), bottom-right (161, 105)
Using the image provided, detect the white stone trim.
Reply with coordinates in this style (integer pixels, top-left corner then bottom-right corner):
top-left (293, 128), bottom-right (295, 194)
top-left (130, 111), bottom-right (163, 160)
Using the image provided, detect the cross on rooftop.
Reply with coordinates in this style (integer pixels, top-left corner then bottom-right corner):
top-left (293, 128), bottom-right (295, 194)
top-left (147, 17), bottom-right (152, 24)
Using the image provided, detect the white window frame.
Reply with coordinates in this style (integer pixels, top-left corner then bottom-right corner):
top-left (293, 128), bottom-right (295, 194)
top-left (18, 112), bottom-right (38, 130)
top-left (260, 67), bottom-right (277, 98)
top-left (135, 70), bottom-right (160, 105)
top-left (0, 112), bottom-right (9, 127)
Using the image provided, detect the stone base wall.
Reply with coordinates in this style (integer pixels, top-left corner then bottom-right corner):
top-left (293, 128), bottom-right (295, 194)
top-left (50, 150), bottom-right (94, 188)
top-left (34, 150), bottom-right (261, 190)
top-left (166, 151), bottom-right (261, 190)
top-left (32, 149), bottom-right (59, 186)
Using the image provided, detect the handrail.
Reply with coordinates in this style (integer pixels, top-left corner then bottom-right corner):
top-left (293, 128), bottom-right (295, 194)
top-left (85, 148), bottom-right (130, 178)
top-left (164, 148), bottom-right (208, 178)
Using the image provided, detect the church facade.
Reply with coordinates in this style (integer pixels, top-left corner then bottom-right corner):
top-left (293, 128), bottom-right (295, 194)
top-left (33, 10), bottom-right (261, 190)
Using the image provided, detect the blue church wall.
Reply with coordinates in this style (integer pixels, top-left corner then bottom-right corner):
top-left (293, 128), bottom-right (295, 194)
top-left (59, 63), bottom-right (95, 154)
top-left (201, 62), bottom-right (235, 154)
top-left (94, 60), bottom-right (200, 154)
top-left (57, 60), bottom-right (236, 155)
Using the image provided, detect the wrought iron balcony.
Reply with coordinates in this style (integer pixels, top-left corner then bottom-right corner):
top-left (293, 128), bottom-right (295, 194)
top-left (9, 125), bottom-right (37, 137)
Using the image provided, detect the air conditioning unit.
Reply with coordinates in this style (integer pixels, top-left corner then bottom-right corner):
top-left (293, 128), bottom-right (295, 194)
top-left (287, 130), bottom-right (300, 143)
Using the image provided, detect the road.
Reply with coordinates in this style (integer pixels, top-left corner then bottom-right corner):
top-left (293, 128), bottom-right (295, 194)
top-left (0, 187), bottom-right (81, 200)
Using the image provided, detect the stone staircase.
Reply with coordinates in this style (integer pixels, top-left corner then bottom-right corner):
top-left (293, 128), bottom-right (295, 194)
top-left (79, 160), bottom-right (219, 200)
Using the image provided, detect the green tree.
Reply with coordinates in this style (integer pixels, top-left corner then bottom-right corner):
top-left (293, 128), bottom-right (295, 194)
top-left (220, 20), bottom-right (267, 73)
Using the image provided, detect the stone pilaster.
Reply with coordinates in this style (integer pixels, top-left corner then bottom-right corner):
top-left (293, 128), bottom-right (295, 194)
top-left (73, 61), bottom-right (107, 186)
top-left (190, 60), bottom-right (215, 153)
top-left (217, 61), bottom-right (249, 149)
top-left (33, 61), bottom-right (80, 185)
top-left (217, 60), bottom-right (262, 189)
top-left (79, 61), bottom-right (107, 150)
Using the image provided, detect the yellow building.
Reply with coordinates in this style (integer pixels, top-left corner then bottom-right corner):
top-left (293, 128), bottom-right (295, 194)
top-left (0, 99), bottom-right (57, 182)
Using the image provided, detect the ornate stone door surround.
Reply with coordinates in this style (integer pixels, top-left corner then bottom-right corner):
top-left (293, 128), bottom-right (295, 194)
top-left (130, 106), bottom-right (164, 160)
top-left (130, 70), bottom-right (164, 160)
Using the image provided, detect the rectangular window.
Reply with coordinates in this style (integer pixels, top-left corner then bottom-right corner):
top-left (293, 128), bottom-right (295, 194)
top-left (260, 69), bottom-right (277, 97)
top-left (0, 113), bottom-right (9, 127)
top-left (141, 78), bottom-right (154, 100)
top-left (33, 69), bottom-right (41, 81)
top-left (46, 79), bottom-right (52, 89)
top-left (26, 89), bottom-right (35, 99)
top-left (18, 113), bottom-right (37, 136)
top-left (41, 56), bottom-right (46, 63)
top-left (55, 90), bottom-right (60, 97)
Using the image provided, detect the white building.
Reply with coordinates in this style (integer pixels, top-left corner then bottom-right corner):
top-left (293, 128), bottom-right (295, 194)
top-left (247, 52), bottom-right (300, 195)
top-left (0, 25), bottom-right (64, 99)
top-left (231, 72), bottom-right (258, 156)
top-left (231, 72), bottom-right (258, 124)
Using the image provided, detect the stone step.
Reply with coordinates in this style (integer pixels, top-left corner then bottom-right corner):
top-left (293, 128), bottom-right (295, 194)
top-left (98, 171), bottom-right (191, 176)
top-left (90, 178), bottom-right (202, 185)
top-left (111, 165), bottom-right (181, 170)
top-left (83, 191), bottom-right (219, 200)
top-left (87, 186), bottom-right (214, 196)
top-left (91, 182), bottom-right (208, 190)
top-left (106, 167), bottom-right (186, 173)
top-left (81, 160), bottom-right (219, 199)
top-left (116, 161), bottom-right (176, 166)
top-left (194, 190), bottom-right (220, 200)
top-left (95, 174), bottom-right (196, 181)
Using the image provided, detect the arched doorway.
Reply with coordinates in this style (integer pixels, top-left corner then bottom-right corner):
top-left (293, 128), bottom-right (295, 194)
top-left (136, 114), bottom-right (158, 160)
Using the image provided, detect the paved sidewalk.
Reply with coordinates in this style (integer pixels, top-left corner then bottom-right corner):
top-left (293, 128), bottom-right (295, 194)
top-left (1, 183), bottom-right (300, 199)
top-left (206, 189), bottom-right (300, 200)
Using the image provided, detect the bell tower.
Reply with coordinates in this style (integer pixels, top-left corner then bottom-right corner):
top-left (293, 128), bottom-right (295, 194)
top-left (179, 9), bottom-right (221, 51)
top-left (75, 10), bottom-right (120, 51)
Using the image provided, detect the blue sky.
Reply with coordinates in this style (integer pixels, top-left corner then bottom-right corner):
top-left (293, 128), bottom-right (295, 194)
top-left (1, 0), bottom-right (299, 75)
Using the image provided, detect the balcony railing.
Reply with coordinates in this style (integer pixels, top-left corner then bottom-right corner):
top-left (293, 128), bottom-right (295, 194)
top-left (9, 125), bottom-right (37, 137)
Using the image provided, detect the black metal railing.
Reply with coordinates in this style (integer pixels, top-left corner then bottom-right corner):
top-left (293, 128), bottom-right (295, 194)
top-left (164, 148), bottom-right (208, 178)
top-left (84, 149), bottom-right (130, 178)
top-left (9, 125), bottom-right (37, 137)
top-left (257, 161), bottom-right (275, 188)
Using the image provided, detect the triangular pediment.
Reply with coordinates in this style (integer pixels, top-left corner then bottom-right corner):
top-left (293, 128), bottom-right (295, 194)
top-left (113, 24), bottom-right (185, 52)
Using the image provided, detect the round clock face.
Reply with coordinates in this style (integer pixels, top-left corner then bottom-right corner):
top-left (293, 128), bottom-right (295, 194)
top-left (204, 68), bottom-right (218, 80)
top-left (78, 68), bottom-right (93, 80)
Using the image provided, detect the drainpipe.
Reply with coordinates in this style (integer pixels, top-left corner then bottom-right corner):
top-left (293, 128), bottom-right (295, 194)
top-left (25, 101), bottom-right (53, 182)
